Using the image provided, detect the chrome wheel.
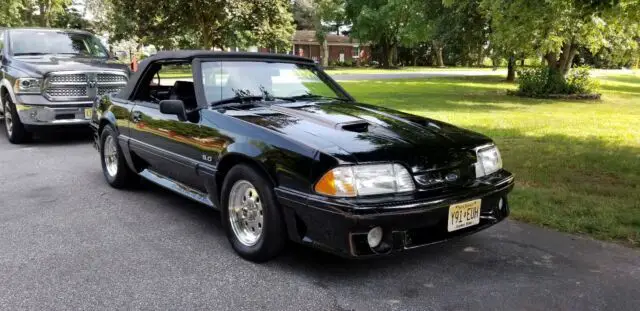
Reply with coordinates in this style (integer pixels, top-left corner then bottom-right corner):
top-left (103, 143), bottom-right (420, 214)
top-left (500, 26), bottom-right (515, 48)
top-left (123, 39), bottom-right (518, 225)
top-left (103, 135), bottom-right (119, 177)
top-left (4, 102), bottom-right (13, 137)
top-left (228, 180), bottom-right (264, 246)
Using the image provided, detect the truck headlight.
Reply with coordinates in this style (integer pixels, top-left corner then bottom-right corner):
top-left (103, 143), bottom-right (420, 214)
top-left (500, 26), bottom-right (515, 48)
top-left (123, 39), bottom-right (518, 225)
top-left (475, 145), bottom-right (502, 178)
top-left (315, 163), bottom-right (415, 197)
top-left (14, 78), bottom-right (42, 94)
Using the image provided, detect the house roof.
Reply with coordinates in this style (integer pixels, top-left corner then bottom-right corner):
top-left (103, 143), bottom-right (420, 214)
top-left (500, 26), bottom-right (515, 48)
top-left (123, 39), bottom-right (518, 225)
top-left (293, 30), bottom-right (365, 46)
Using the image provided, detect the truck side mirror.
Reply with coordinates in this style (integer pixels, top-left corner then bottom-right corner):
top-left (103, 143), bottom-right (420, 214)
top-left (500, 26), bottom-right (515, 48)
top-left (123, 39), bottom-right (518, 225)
top-left (159, 99), bottom-right (187, 121)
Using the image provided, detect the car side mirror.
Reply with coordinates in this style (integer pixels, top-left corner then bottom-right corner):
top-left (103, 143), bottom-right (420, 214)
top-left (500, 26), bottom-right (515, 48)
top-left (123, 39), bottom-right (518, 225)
top-left (159, 99), bottom-right (187, 121)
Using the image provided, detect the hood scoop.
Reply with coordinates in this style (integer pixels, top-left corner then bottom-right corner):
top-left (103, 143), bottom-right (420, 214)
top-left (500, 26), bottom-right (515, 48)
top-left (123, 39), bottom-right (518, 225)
top-left (339, 121), bottom-right (370, 133)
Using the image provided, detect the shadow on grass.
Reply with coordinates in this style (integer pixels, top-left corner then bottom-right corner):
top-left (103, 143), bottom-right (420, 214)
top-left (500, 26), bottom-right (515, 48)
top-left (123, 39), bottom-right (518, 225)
top-left (598, 82), bottom-right (640, 95)
top-left (343, 75), bottom-right (570, 113)
top-left (468, 125), bottom-right (640, 246)
top-left (597, 74), bottom-right (640, 85)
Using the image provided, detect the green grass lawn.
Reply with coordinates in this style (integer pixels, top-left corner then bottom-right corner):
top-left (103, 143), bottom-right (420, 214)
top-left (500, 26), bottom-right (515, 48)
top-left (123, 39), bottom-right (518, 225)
top-left (340, 73), bottom-right (640, 247)
top-left (325, 66), bottom-right (502, 75)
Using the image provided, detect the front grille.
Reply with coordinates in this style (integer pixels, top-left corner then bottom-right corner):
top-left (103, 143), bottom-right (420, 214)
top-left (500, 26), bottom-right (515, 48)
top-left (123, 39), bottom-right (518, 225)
top-left (97, 74), bottom-right (128, 83)
top-left (44, 72), bottom-right (128, 101)
top-left (49, 74), bottom-right (87, 84)
top-left (97, 86), bottom-right (123, 96)
top-left (46, 87), bottom-right (87, 98)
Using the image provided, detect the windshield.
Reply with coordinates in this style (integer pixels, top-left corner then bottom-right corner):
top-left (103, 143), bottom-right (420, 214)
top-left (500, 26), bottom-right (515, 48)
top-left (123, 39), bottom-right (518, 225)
top-left (201, 61), bottom-right (344, 104)
top-left (9, 30), bottom-right (109, 58)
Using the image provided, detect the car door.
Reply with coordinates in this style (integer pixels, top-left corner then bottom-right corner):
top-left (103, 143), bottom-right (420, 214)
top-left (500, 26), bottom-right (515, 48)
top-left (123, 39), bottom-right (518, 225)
top-left (128, 62), bottom-right (207, 191)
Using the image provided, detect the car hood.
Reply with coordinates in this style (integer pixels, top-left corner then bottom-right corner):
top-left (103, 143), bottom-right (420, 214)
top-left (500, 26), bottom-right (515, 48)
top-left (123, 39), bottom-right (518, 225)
top-left (11, 55), bottom-right (129, 76)
top-left (221, 101), bottom-right (492, 173)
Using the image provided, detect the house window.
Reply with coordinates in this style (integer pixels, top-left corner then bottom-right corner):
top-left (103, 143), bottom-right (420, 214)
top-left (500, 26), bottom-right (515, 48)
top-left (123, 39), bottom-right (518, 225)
top-left (352, 46), bottom-right (360, 58)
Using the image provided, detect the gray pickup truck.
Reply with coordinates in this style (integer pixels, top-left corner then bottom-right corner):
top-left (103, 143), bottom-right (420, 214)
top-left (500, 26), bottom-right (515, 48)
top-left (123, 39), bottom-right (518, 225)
top-left (0, 28), bottom-right (130, 143)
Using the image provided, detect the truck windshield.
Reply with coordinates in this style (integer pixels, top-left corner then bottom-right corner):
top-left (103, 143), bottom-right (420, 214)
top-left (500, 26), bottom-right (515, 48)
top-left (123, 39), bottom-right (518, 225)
top-left (201, 61), bottom-right (346, 105)
top-left (10, 30), bottom-right (109, 58)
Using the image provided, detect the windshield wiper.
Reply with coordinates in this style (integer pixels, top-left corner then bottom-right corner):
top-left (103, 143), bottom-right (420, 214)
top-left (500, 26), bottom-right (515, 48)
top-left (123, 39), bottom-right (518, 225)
top-left (13, 52), bottom-right (50, 56)
top-left (210, 95), bottom-right (266, 107)
top-left (275, 94), bottom-right (346, 102)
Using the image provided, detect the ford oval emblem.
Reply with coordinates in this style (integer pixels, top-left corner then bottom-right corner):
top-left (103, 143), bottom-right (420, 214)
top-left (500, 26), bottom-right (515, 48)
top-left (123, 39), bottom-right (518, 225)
top-left (445, 172), bottom-right (459, 182)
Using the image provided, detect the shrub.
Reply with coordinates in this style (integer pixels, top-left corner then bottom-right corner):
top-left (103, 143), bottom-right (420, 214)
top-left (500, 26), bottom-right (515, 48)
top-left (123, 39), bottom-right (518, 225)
top-left (565, 66), bottom-right (600, 94)
top-left (343, 60), bottom-right (353, 67)
top-left (516, 66), bottom-right (599, 97)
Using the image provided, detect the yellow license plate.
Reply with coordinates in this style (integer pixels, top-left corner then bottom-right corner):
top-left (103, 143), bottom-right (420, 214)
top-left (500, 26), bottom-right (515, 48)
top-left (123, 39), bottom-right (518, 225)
top-left (84, 108), bottom-right (93, 119)
top-left (448, 199), bottom-right (481, 232)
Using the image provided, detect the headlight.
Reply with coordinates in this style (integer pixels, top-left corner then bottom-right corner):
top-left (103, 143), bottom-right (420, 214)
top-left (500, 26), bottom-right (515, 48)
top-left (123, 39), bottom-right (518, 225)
top-left (315, 163), bottom-right (415, 197)
top-left (14, 78), bottom-right (42, 94)
top-left (475, 145), bottom-right (502, 178)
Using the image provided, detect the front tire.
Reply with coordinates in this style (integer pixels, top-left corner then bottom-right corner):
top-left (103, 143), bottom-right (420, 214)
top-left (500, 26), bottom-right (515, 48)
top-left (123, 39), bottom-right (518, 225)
top-left (221, 164), bottom-right (286, 262)
top-left (100, 126), bottom-right (136, 188)
top-left (3, 94), bottom-right (31, 144)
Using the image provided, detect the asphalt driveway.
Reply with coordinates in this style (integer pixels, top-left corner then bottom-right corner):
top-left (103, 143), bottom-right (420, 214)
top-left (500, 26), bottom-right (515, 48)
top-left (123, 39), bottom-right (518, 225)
top-left (1, 128), bottom-right (639, 310)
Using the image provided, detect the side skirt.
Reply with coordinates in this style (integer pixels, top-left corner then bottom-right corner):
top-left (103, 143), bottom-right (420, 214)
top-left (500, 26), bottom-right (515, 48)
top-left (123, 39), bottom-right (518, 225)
top-left (139, 169), bottom-right (217, 209)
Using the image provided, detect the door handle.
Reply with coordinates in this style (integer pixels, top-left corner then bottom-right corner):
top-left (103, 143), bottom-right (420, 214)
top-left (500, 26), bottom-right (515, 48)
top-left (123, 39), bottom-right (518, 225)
top-left (132, 111), bottom-right (142, 123)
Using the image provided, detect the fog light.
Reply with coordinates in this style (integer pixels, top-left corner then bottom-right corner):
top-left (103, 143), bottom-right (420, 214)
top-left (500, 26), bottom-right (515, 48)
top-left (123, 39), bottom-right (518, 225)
top-left (498, 198), bottom-right (504, 210)
top-left (367, 226), bottom-right (383, 248)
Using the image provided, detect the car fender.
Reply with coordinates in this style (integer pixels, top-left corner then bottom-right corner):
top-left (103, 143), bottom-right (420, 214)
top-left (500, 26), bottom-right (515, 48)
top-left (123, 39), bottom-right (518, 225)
top-left (95, 96), bottom-right (137, 173)
top-left (0, 78), bottom-right (18, 108)
top-left (218, 141), bottom-right (276, 183)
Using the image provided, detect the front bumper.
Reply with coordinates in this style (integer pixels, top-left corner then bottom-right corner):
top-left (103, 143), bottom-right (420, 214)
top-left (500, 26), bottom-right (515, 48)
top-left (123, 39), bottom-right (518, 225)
top-left (14, 95), bottom-right (93, 126)
top-left (277, 171), bottom-right (515, 258)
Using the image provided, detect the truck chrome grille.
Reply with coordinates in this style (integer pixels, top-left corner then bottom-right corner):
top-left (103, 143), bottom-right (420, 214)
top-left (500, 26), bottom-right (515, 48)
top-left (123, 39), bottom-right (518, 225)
top-left (49, 74), bottom-right (87, 84)
top-left (44, 71), bottom-right (128, 101)
top-left (46, 87), bottom-right (87, 98)
top-left (97, 74), bottom-right (128, 83)
top-left (97, 86), bottom-right (124, 96)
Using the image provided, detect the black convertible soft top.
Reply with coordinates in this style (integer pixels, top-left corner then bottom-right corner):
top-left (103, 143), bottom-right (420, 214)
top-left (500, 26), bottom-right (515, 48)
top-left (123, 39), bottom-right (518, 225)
top-left (119, 50), bottom-right (315, 99)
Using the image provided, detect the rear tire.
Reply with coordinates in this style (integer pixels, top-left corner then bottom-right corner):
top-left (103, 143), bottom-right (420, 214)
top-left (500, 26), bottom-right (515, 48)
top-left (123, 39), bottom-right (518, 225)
top-left (3, 94), bottom-right (31, 144)
top-left (100, 125), bottom-right (136, 188)
top-left (221, 164), bottom-right (286, 262)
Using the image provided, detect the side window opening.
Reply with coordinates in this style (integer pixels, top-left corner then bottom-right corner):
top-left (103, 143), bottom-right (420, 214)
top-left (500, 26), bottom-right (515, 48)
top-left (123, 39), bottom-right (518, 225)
top-left (134, 62), bottom-right (196, 109)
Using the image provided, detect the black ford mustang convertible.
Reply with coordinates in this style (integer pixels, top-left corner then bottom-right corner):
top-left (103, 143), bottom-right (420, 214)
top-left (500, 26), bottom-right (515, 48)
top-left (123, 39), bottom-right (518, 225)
top-left (90, 51), bottom-right (514, 262)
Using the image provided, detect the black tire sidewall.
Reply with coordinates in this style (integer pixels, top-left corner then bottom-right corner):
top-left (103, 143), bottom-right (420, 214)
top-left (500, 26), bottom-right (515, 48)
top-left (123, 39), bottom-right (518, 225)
top-left (3, 94), bottom-right (29, 143)
top-left (221, 164), bottom-right (286, 262)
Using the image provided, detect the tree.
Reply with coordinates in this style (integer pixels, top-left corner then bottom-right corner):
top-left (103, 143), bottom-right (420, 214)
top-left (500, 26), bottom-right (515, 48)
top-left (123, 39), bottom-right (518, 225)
top-left (106, 0), bottom-right (294, 51)
top-left (481, 0), bottom-right (640, 82)
top-left (346, 0), bottom-right (428, 68)
top-left (1, 0), bottom-right (83, 28)
top-left (0, 0), bottom-right (27, 27)
top-left (37, 0), bottom-right (71, 27)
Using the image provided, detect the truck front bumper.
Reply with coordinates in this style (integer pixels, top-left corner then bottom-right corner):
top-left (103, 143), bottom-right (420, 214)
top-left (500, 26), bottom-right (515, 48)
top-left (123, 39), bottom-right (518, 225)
top-left (14, 95), bottom-right (93, 127)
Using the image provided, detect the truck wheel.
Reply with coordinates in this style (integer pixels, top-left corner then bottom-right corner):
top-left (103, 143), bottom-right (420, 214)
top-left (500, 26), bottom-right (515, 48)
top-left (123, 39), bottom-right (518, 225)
top-left (221, 164), bottom-right (286, 262)
top-left (3, 94), bottom-right (31, 144)
top-left (100, 125), bottom-right (136, 188)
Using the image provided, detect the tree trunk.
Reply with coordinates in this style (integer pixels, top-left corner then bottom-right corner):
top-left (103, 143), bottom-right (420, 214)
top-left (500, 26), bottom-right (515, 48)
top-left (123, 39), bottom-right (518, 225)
top-left (321, 39), bottom-right (329, 67)
top-left (557, 43), bottom-right (573, 75)
top-left (520, 59), bottom-right (525, 67)
top-left (476, 45), bottom-right (484, 67)
top-left (390, 44), bottom-right (397, 67)
top-left (561, 47), bottom-right (578, 75)
top-left (39, 5), bottom-right (48, 27)
top-left (380, 39), bottom-right (393, 68)
top-left (506, 56), bottom-right (516, 82)
top-left (433, 41), bottom-right (444, 67)
top-left (545, 52), bottom-right (560, 70)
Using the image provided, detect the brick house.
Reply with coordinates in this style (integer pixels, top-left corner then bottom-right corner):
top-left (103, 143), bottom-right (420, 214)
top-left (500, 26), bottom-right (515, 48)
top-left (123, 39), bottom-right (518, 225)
top-left (293, 30), bottom-right (370, 64)
top-left (259, 30), bottom-right (371, 64)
